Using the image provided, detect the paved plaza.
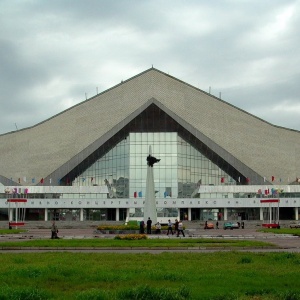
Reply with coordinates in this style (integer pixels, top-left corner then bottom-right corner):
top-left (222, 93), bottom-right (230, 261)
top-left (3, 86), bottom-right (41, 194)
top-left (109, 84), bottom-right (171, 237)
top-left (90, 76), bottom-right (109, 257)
top-left (1, 224), bottom-right (300, 253)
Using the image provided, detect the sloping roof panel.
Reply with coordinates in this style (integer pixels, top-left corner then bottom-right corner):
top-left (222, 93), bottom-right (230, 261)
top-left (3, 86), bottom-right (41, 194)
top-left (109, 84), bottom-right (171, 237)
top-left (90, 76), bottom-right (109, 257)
top-left (0, 68), bottom-right (299, 185)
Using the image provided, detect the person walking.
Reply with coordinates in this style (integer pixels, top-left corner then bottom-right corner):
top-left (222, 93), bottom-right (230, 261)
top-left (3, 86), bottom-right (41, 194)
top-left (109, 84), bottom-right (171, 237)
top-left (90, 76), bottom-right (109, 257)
top-left (146, 217), bottom-right (152, 234)
top-left (167, 219), bottom-right (173, 235)
top-left (174, 219), bottom-right (179, 235)
top-left (204, 220), bottom-right (208, 229)
top-left (177, 220), bottom-right (185, 237)
top-left (155, 222), bottom-right (161, 234)
top-left (51, 221), bottom-right (59, 239)
top-left (216, 221), bottom-right (219, 229)
top-left (139, 220), bottom-right (145, 234)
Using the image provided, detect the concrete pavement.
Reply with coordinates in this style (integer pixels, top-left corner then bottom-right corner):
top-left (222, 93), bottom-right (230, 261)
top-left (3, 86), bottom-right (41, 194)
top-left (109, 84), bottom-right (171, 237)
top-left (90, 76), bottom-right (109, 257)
top-left (1, 226), bottom-right (299, 253)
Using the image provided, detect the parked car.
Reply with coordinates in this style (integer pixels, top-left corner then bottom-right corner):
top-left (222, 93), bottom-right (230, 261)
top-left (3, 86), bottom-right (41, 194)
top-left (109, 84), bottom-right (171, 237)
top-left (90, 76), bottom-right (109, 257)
top-left (223, 222), bottom-right (240, 230)
top-left (206, 222), bottom-right (214, 229)
top-left (290, 222), bottom-right (300, 229)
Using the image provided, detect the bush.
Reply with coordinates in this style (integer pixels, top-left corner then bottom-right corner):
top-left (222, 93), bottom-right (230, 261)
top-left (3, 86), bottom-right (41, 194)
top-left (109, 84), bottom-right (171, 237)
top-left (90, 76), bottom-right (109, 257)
top-left (97, 225), bottom-right (139, 231)
top-left (114, 234), bottom-right (148, 240)
top-left (238, 256), bottom-right (253, 264)
top-left (97, 224), bottom-right (171, 231)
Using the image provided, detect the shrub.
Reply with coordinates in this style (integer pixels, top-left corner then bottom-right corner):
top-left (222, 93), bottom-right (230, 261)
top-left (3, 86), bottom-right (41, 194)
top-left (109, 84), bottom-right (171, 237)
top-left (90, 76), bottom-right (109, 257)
top-left (97, 225), bottom-right (139, 231)
top-left (114, 234), bottom-right (148, 240)
top-left (238, 256), bottom-right (253, 264)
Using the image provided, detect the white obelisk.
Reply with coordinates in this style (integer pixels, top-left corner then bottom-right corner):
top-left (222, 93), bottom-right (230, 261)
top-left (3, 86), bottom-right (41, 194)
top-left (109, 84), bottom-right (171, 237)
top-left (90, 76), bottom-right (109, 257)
top-left (144, 146), bottom-right (157, 224)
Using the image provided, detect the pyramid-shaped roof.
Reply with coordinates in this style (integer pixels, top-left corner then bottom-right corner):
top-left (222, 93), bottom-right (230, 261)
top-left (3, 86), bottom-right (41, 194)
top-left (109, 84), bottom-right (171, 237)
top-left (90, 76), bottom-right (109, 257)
top-left (1, 68), bottom-right (300, 185)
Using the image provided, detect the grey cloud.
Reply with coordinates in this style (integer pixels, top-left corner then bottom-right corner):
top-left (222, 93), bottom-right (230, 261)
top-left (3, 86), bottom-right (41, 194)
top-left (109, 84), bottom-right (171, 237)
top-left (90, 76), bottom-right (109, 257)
top-left (1, 0), bottom-right (300, 134)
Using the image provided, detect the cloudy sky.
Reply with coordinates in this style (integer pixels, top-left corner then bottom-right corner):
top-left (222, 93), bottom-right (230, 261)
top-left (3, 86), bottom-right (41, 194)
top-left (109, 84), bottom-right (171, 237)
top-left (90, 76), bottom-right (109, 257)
top-left (1, 0), bottom-right (299, 135)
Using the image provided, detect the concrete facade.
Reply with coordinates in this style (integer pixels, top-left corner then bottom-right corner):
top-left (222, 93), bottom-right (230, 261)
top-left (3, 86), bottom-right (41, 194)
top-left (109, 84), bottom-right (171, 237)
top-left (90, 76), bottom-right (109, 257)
top-left (1, 68), bottom-right (300, 223)
top-left (1, 68), bottom-right (300, 186)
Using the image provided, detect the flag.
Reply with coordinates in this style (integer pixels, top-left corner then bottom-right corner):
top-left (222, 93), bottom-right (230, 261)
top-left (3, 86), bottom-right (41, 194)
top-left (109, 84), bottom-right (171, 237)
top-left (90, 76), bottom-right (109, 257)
top-left (246, 177), bottom-right (250, 183)
top-left (18, 178), bottom-right (21, 183)
top-left (23, 176), bottom-right (26, 182)
top-left (134, 192), bottom-right (137, 198)
top-left (32, 178), bottom-right (35, 183)
top-left (271, 176), bottom-right (275, 182)
top-left (138, 191), bottom-right (142, 197)
top-left (49, 178), bottom-right (52, 184)
top-left (221, 177), bottom-right (225, 183)
top-left (40, 178), bottom-right (44, 184)
top-left (263, 177), bottom-right (266, 182)
top-left (238, 177), bottom-right (240, 182)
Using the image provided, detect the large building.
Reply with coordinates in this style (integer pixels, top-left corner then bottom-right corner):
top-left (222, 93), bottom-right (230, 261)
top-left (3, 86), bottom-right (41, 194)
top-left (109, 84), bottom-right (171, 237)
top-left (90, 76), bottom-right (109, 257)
top-left (1, 68), bottom-right (300, 223)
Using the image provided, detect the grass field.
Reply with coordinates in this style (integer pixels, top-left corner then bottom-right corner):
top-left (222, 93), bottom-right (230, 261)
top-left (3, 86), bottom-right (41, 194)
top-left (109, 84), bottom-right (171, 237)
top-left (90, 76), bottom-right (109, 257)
top-left (0, 252), bottom-right (300, 299)
top-left (0, 229), bottom-right (299, 299)
top-left (0, 237), bottom-right (274, 249)
top-left (259, 228), bottom-right (300, 236)
top-left (0, 229), bottom-right (26, 234)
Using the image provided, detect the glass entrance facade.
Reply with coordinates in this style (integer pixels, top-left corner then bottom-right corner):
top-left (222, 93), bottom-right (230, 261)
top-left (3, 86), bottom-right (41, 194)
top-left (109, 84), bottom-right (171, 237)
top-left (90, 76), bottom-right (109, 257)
top-left (74, 132), bottom-right (235, 201)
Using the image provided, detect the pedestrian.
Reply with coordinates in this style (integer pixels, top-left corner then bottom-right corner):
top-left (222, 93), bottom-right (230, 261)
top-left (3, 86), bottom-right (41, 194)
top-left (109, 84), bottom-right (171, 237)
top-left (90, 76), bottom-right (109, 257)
top-left (174, 219), bottom-right (179, 235)
top-left (146, 217), bottom-right (152, 234)
top-left (51, 221), bottom-right (59, 239)
top-left (155, 222), bottom-right (161, 234)
top-left (167, 219), bottom-right (173, 235)
top-left (177, 220), bottom-right (185, 237)
top-left (216, 221), bottom-right (219, 229)
top-left (139, 220), bottom-right (145, 234)
top-left (204, 220), bottom-right (208, 229)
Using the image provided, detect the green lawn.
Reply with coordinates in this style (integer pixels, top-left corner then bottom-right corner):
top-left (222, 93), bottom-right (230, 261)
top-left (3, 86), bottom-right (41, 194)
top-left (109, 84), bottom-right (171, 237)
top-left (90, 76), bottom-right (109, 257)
top-left (0, 237), bottom-right (274, 249)
top-left (0, 252), bottom-right (299, 299)
top-left (0, 229), bottom-right (26, 234)
top-left (259, 228), bottom-right (300, 236)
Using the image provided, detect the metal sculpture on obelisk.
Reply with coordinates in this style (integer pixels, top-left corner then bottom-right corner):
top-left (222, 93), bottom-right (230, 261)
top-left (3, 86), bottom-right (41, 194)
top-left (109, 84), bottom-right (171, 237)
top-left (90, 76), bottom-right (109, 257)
top-left (144, 146), bottom-right (160, 224)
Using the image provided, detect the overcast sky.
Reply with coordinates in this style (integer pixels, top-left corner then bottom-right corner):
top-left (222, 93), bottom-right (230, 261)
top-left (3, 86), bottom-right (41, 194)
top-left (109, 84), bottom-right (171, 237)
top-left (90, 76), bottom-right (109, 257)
top-left (1, 0), bottom-right (300, 135)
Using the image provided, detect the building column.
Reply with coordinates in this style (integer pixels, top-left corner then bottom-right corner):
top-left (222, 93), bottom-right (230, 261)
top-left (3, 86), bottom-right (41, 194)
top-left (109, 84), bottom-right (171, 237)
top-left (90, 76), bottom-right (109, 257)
top-left (9, 208), bottom-right (13, 221)
top-left (80, 208), bottom-right (84, 221)
top-left (260, 208), bottom-right (264, 221)
top-left (44, 208), bottom-right (48, 221)
top-left (223, 208), bottom-right (227, 221)
top-left (116, 208), bottom-right (119, 221)
top-left (295, 207), bottom-right (299, 220)
top-left (126, 208), bottom-right (130, 223)
top-left (188, 208), bottom-right (191, 221)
